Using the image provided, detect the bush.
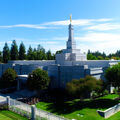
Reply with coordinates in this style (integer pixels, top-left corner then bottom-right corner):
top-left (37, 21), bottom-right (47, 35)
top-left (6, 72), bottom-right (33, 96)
top-left (66, 76), bottom-right (102, 99)
top-left (1, 68), bottom-right (17, 88)
top-left (113, 88), bottom-right (118, 94)
top-left (91, 91), bottom-right (98, 99)
top-left (103, 89), bottom-right (109, 95)
top-left (27, 68), bottom-right (50, 91)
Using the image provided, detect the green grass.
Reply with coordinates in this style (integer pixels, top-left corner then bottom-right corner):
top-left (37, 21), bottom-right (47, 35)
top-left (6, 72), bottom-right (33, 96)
top-left (0, 110), bottom-right (28, 120)
top-left (36, 94), bottom-right (120, 120)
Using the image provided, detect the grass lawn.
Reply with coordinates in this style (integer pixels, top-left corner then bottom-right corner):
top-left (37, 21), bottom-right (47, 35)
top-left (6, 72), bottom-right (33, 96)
top-left (0, 110), bottom-right (28, 120)
top-left (36, 94), bottom-right (120, 120)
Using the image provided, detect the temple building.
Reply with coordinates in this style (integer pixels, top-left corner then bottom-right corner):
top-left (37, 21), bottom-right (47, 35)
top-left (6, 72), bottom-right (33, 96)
top-left (56, 15), bottom-right (87, 65)
top-left (0, 16), bottom-right (120, 89)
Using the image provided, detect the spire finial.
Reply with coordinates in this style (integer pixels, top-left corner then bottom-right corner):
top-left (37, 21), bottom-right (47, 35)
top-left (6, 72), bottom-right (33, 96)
top-left (70, 14), bottom-right (72, 24)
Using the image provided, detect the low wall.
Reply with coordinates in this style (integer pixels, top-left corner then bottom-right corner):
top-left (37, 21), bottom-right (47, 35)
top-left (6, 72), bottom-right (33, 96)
top-left (97, 103), bottom-right (120, 118)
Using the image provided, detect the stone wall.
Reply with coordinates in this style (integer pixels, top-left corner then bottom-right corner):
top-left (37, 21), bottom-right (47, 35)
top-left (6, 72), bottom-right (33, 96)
top-left (73, 60), bottom-right (120, 68)
top-left (8, 60), bottom-right (55, 65)
top-left (97, 103), bottom-right (120, 118)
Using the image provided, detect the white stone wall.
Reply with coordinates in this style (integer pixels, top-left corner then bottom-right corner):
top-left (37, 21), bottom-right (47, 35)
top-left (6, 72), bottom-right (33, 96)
top-left (97, 103), bottom-right (120, 118)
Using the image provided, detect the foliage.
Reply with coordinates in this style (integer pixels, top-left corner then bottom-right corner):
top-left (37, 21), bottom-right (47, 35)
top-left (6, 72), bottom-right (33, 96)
top-left (87, 53), bottom-right (98, 60)
top-left (66, 76), bottom-right (102, 98)
top-left (87, 49), bottom-right (120, 60)
top-left (10, 40), bottom-right (19, 60)
top-left (113, 88), bottom-right (118, 94)
top-left (102, 89), bottom-right (109, 95)
top-left (1, 68), bottom-right (17, 87)
top-left (105, 63), bottom-right (120, 98)
top-left (3, 43), bottom-right (10, 63)
top-left (46, 50), bottom-right (53, 60)
top-left (105, 63), bottom-right (120, 87)
top-left (27, 68), bottom-right (50, 91)
top-left (0, 51), bottom-right (3, 63)
top-left (19, 42), bottom-right (26, 60)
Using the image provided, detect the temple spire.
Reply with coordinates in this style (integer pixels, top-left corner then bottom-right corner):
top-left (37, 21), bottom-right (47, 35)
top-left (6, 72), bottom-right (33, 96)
top-left (70, 14), bottom-right (72, 24)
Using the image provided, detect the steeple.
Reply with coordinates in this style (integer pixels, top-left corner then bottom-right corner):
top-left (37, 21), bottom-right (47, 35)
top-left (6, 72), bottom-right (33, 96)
top-left (55, 15), bottom-right (87, 64)
top-left (70, 14), bottom-right (72, 24)
top-left (67, 14), bottom-right (76, 50)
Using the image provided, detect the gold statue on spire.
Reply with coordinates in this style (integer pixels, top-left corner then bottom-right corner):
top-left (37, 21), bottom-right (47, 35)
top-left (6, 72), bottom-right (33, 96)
top-left (70, 14), bottom-right (72, 24)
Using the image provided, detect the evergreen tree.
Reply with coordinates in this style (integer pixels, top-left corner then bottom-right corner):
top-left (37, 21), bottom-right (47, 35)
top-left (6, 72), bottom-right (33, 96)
top-left (27, 46), bottom-right (34, 60)
top-left (10, 40), bottom-right (18, 60)
top-left (3, 43), bottom-right (10, 63)
top-left (36, 45), bottom-right (43, 60)
top-left (19, 42), bottom-right (26, 60)
top-left (47, 50), bottom-right (52, 60)
top-left (0, 51), bottom-right (3, 63)
top-left (33, 48), bottom-right (37, 59)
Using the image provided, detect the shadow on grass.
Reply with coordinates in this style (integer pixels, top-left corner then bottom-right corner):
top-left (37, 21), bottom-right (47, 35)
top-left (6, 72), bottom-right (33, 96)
top-left (45, 98), bottom-right (119, 115)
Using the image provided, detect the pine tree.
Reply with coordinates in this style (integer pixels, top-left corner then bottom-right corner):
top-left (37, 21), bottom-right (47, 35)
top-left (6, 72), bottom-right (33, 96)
top-left (36, 45), bottom-right (44, 60)
top-left (47, 50), bottom-right (52, 60)
top-left (10, 40), bottom-right (19, 60)
top-left (3, 42), bottom-right (10, 63)
top-left (0, 51), bottom-right (3, 62)
top-left (19, 42), bottom-right (26, 60)
top-left (27, 46), bottom-right (34, 60)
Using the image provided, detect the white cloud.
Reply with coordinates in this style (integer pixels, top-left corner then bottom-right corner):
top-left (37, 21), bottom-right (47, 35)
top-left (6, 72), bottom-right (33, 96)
top-left (42, 18), bottom-right (112, 26)
top-left (76, 32), bottom-right (120, 54)
top-left (0, 24), bottom-right (47, 29)
top-left (75, 32), bottom-right (120, 42)
top-left (86, 23), bottom-right (120, 31)
top-left (0, 18), bottom-right (113, 30)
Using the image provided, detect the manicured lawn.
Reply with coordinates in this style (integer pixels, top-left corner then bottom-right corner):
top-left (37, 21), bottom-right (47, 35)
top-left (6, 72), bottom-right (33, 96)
top-left (0, 110), bottom-right (28, 120)
top-left (36, 94), bottom-right (120, 120)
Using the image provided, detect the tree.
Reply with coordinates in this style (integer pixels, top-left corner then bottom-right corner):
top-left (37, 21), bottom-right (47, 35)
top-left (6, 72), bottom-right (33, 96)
top-left (19, 42), bottom-right (26, 60)
top-left (10, 40), bottom-right (19, 60)
top-left (0, 51), bottom-right (3, 63)
top-left (87, 54), bottom-right (98, 60)
top-left (105, 63), bottom-right (120, 88)
top-left (27, 68), bottom-right (50, 91)
top-left (66, 76), bottom-right (102, 99)
top-left (27, 46), bottom-right (34, 60)
top-left (36, 45), bottom-right (43, 60)
top-left (47, 50), bottom-right (52, 60)
top-left (105, 63), bottom-right (120, 98)
top-left (3, 43), bottom-right (10, 63)
top-left (1, 68), bottom-right (17, 87)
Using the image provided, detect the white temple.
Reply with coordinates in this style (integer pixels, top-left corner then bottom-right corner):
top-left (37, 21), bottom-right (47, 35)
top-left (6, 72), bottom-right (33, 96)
top-left (56, 15), bottom-right (87, 65)
top-left (0, 15), bottom-right (120, 89)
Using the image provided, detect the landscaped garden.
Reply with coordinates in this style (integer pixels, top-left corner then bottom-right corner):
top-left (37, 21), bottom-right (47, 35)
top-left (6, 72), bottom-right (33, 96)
top-left (0, 110), bottom-right (28, 120)
top-left (36, 94), bottom-right (120, 120)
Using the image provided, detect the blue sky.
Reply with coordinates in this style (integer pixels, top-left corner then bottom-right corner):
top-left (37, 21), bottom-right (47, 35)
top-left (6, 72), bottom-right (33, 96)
top-left (0, 0), bottom-right (120, 54)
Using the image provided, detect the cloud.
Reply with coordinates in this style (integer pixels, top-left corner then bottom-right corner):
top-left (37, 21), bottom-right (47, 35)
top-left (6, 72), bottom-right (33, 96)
top-left (0, 18), bottom-right (113, 30)
top-left (86, 23), bottom-right (120, 31)
top-left (75, 32), bottom-right (120, 42)
top-left (42, 18), bottom-right (112, 26)
top-left (0, 24), bottom-right (47, 29)
top-left (75, 32), bottom-right (120, 54)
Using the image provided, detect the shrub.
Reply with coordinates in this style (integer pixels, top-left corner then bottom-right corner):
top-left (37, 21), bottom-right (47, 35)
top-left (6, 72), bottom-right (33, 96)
top-left (66, 76), bottom-right (102, 99)
top-left (113, 88), bottom-right (118, 94)
top-left (1, 68), bottom-right (17, 87)
top-left (27, 68), bottom-right (50, 91)
top-left (103, 89), bottom-right (109, 95)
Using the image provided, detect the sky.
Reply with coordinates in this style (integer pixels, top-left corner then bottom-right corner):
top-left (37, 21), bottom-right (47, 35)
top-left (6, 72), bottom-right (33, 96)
top-left (0, 0), bottom-right (120, 54)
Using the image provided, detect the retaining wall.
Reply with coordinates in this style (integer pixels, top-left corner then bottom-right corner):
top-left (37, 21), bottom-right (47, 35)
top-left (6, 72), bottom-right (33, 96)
top-left (97, 103), bottom-right (120, 118)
